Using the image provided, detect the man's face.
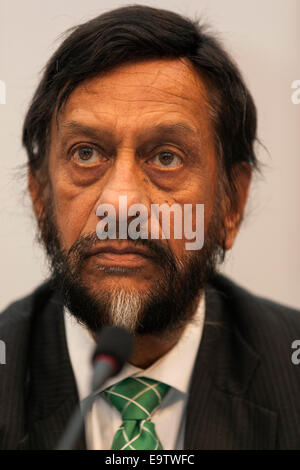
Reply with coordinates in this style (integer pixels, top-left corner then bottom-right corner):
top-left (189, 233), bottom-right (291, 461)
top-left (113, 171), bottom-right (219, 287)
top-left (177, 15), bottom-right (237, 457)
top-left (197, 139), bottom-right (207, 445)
top-left (34, 58), bottom-right (232, 335)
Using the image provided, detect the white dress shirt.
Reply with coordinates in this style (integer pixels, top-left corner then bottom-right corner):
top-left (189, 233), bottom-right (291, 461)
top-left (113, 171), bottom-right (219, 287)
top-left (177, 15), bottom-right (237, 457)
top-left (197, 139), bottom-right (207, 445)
top-left (64, 294), bottom-right (205, 450)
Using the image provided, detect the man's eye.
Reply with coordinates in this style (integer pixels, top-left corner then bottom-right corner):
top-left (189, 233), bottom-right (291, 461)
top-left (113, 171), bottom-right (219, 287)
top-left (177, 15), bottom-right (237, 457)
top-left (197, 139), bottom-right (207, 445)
top-left (150, 152), bottom-right (182, 168)
top-left (72, 146), bottom-right (102, 164)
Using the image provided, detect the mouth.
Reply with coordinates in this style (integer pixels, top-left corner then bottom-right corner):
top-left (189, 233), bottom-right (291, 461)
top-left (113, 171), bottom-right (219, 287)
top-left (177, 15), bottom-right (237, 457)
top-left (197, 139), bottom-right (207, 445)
top-left (87, 242), bottom-right (153, 268)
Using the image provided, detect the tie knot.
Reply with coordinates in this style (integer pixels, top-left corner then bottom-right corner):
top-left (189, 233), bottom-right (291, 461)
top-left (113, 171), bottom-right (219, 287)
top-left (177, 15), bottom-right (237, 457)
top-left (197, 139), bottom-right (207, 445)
top-left (104, 377), bottom-right (170, 420)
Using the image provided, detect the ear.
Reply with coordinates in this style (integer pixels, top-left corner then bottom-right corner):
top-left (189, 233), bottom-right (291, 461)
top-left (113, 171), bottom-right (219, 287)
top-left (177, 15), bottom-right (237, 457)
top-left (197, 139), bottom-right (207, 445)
top-left (222, 163), bottom-right (252, 251)
top-left (28, 171), bottom-right (45, 221)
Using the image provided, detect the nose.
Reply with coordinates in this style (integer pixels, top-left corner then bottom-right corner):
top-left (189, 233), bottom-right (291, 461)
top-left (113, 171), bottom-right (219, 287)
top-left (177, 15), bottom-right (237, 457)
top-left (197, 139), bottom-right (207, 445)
top-left (95, 151), bottom-right (151, 225)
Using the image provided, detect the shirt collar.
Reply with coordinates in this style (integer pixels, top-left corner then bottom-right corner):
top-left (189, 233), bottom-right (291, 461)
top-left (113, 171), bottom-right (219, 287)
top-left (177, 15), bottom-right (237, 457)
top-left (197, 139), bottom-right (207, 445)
top-left (64, 293), bottom-right (205, 400)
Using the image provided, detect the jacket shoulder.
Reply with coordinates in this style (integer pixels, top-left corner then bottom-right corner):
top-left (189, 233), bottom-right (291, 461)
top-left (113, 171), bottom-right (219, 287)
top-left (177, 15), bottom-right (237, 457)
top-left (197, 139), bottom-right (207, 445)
top-left (0, 280), bottom-right (54, 332)
top-left (210, 274), bottom-right (300, 339)
top-left (0, 279), bottom-right (56, 373)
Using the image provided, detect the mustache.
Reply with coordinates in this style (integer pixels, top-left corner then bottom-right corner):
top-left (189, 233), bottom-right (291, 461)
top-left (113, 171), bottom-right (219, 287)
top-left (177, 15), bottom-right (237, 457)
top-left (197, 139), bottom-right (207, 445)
top-left (66, 232), bottom-right (179, 272)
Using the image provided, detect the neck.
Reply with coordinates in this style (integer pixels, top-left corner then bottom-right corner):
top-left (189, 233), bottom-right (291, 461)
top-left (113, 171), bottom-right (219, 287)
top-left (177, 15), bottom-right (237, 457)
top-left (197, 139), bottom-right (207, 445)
top-left (129, 291), bottom-right (202, 369)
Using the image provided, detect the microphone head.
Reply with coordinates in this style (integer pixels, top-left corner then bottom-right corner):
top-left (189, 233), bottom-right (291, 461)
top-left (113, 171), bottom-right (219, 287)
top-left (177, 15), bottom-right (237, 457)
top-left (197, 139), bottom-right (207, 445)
top-left (92, 326), bottom-right (134, 374)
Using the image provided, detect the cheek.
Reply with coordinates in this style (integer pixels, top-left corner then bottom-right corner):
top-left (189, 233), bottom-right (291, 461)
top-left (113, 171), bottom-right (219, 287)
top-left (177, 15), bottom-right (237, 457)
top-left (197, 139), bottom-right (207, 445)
top-left (166, 177), bottom-right (218, 258)
top-left (51, 176), bottom-right (101, 249)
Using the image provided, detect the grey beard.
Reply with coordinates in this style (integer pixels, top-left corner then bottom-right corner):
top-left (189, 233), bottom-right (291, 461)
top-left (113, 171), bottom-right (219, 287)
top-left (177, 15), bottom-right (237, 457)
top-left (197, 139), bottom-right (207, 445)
top-left (104, 287), bottom-right (143, 333)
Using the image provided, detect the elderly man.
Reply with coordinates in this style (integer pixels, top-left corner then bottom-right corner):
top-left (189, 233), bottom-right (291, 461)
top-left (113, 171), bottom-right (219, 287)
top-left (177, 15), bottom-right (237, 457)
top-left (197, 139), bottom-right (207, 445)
top-left (0, 5), bottom-right (299, 450)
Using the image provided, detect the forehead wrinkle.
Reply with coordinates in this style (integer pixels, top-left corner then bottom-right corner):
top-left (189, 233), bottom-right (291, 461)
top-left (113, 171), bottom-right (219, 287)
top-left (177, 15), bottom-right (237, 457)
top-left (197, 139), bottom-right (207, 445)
top-left (83, 83), bottom-right (203, 105)
top-left (73, 73), bottom-right (207, 107)
top-left (59, 74), bottom-right (209, 124)
top-left (61, 95), bottom-right (203, 129)
top-left (96, 57), bottom-right (201, 88)
top-left (82, 96), bottom-right (195, 108)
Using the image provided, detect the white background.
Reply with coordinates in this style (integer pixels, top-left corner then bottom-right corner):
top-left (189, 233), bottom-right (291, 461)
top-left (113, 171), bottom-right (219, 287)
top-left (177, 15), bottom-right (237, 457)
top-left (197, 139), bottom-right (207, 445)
top-left (0, 0), bottom-right (299, 310)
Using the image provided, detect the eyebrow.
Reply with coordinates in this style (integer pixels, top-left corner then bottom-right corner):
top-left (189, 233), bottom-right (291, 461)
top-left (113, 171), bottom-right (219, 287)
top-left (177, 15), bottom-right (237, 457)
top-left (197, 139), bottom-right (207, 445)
top-left (59, 121), bottom-right (116, 143)
top-left (60, 121), bottom-right (199, 141)
top-left (143, 122), bottom-right (199, 139)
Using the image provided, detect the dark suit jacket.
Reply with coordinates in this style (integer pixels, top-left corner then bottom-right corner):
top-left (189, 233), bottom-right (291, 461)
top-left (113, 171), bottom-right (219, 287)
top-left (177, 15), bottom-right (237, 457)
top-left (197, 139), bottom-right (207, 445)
top-left (0, 274), bottom-right (299, 450)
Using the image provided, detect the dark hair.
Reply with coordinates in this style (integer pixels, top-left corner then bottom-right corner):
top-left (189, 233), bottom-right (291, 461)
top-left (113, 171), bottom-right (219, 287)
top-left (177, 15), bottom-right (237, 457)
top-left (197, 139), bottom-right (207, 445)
top-left (23, 4), bottom-right (258, 210)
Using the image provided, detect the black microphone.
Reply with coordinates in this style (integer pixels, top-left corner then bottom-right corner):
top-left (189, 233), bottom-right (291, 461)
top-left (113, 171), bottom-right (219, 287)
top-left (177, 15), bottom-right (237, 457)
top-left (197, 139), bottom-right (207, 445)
top-left (92, 326), bottom-right (134, 392)
top-left (56, 326), bottom-right (134, 450)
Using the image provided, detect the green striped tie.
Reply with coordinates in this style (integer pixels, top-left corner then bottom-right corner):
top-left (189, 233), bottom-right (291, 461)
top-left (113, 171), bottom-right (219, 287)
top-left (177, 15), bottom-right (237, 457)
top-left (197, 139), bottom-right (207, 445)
top-left (104, 377), bottom-right (170, 450)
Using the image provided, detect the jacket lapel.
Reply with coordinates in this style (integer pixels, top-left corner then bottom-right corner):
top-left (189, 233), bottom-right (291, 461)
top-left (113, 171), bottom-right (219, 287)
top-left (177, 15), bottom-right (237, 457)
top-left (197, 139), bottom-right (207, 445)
top-left (184, 281), bottom-right (278, 450)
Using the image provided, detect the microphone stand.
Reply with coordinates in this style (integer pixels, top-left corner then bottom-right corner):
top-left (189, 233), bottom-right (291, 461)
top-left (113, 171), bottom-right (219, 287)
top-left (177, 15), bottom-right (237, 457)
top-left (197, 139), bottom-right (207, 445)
top-left (56, 393), bottom-right (96, 450)
top-left (56, 360), bottom-right (113, 450)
